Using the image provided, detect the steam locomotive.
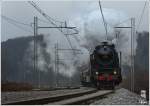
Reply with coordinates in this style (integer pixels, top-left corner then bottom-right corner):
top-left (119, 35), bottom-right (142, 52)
top-left (81, 41), bottom-right (122, 89)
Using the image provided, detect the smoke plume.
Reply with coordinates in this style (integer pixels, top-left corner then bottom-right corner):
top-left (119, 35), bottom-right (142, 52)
top-left (25, 7), bottom-right (137, 78)
top-left (69, 8), bottom-right (137, 66)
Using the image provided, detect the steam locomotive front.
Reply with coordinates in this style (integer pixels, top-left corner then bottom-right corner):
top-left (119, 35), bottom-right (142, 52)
top-left (90, 42), bottom-right (121, 88)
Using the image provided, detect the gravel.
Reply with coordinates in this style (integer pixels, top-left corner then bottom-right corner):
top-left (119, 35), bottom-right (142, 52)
top-left (91, 88), bottom-right (149, 105)
top-left (2, 87), bottom-right (148, 105)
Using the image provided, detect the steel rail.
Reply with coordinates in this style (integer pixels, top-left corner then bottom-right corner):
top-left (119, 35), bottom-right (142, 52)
top-left (49, 90), bottom-right (114, 105)
top-left (3, 89), bottom-right (97, 105)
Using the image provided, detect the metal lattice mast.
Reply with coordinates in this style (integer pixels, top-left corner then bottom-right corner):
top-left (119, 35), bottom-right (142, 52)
top-left (28, 1), bottom-right (78, 54)
top-left (114, 18), bottom-right (135, 92)
top-left (34, 16), bottom-right (39, 88)
top-left (33, 16), bottom-right (81, 88)
top-left (55, 43), bottom-right (59, 87)
top-left (131, 18), bottom-right (135, 92)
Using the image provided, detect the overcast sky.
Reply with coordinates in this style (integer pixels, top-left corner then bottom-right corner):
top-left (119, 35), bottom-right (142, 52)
top-left (1, 0), bottom-right (149, 42)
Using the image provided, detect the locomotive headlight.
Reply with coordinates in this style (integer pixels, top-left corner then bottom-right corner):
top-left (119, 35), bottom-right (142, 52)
top-left (113, 70), bottom-right (117, 75)
top-left (95, 72), bottom-right (99, 75)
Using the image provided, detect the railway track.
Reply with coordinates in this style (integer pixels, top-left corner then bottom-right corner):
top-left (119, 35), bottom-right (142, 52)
top-left (3, 88), bottom-right (114, 105)
top-left (48, 90), bottom-right (114, 105)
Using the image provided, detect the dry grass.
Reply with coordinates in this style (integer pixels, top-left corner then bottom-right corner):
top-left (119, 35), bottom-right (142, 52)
top-left (1, 82), bottom-right (33, 92)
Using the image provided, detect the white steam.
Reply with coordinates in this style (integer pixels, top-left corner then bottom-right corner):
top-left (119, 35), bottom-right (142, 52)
top-left (25, 7), bottom-right (137, 78)
top-left (69, 8), bottom-right (137, 65)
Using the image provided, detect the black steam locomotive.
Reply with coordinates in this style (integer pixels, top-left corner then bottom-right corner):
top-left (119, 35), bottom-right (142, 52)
top-left (81, 42), bottom-right (122, 89)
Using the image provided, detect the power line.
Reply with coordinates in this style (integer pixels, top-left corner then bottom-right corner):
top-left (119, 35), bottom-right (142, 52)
top-left (38, 17), bottom-right (80, 50)
top-left (38, 17), bottom-right (81, 51)
top-left (28, 1), bottom-right (79, 54)
top-left (98, 0), bottom-right (108, 40)
top-left (136, 0), bottom-right (147, 31)
top-left (31, 2), bottom-right (65, 24)
top-left (2, 15), bottom-right (33, 33)
top-left (29, 1), bottom-right (65, 24)
top-left (38, 17), bottom-right (50, 24)
top-left (114, 18), bottom-right (131, 27)
top-left (28, 1), bottom-right (65, 27)
top-left (2, 15), bottom-right (32, 27)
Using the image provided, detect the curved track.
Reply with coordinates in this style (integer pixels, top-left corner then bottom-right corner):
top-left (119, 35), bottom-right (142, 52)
top-left (3, 88), bottom-right (114, 105)
top-left (48, 90), bottom-right (114, 105)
